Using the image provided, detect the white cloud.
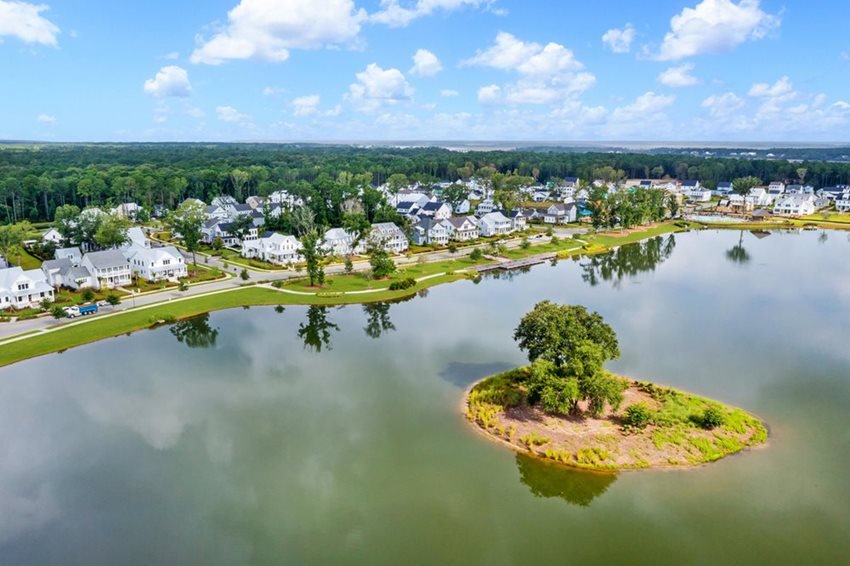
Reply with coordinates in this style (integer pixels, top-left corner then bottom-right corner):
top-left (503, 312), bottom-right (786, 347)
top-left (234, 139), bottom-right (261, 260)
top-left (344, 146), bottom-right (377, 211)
top-left (186, 106), bottom-right (205, 119)
top-left (748, 76), bottom-right (794, 98)
top-left (190, 0), bottom-right (366, 65)
top-left (410, 48), bottom-right (442, 77)
top-left (345, 63), bottom-right (414, 112)
top-left (477, 84), bottom-right (501, 104)
top-left (701, 92), bottom-right (744, 118)
top-left (657, 63), bottom-right (699, 87)
top-left (292, 94), bottom-right (321, 116)
top-left (440, 89), bottom-right (459, 97)
top-left (602, 23), bottom-right (635, 54)
top-left (143, 66), bottom-right (192, 98)
top-left (609, 91), bottom-right (676, 131)
top-left (371, 0), bottom-right (491, 28)
top-left (163, 51), bottom-right (180, 60)
top-left (216, 105), bottom-right (251, 124)
top-left (262, 86), bottom-right (287, 96)
top-left (464, 32), bottom-right (593, 105)
top-left (0, 0), bottom-right (60, 46)
top-left (36, 113), bottom-right (56, 126)
top-left (652, 0), bottom-right (780, 61)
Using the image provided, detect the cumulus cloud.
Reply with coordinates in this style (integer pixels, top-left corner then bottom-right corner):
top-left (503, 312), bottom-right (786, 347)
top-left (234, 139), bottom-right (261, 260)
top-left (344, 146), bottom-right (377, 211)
top-left (371, 0), bottom-right (492, 28)
top-left (657, 63), bottom-right (699, 87)
top-left (652, 0), bottom-right (780, 61)
top-left (602, 23), bottom-right (635, 53)
top-left (190, 0), bottom-right (366, 65)
top-left (36, 113), bottom-right (56, 126)
top-left (701, 92), bottom-right (745, 118)
top-left (440, 89), bottom-right (459, 97)
top-left (748, 75), bottom-right (794, 98)
top-left (345, 63), bottom-right (413, 112)
top-left (216, 105), bottom-right (251, 124)
top-left (477, 84), bottom-right (501, 104)
top-left (608, 91), bottom-right (676, 132)
top-left (0, 0), bottom-right (60, 46)
top-left (464, 32), bottom-right (593, 105)
top-left (410, 49), bottom-right (442, 77)
top-left (292, 94), bottom-right (321, 116)
top-left (143, 66), bottom-right (192, 98)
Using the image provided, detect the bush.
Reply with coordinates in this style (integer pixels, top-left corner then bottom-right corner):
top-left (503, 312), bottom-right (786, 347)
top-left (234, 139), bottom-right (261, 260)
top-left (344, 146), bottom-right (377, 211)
top-left (106, 293), bottom-right (121, 306)
top-left (447, 242), bottom-right (458, 254)
top-left (624, 403), bottom-right (653, 429)
top-left (700, 406), bottom-right (726, 430)
top-left (469, 248), bottom-right (483, 260)
top-left (82, 289), bottom-right (95, 302)
top-left (344, 256), bottom-right (354, 274)
top-left (520, 237), bottom-right (531, 250)
top-left (178, 281), bottom-right (188, 292)
top-left (545, 226), bottom-right (554, 237)
top-left (40, 298), bottom-right (52, 311)
top-left (388, 277), bottom-right (416, 291)
top-left (51, 305), bottom-right (67, 319)
top-left (240, 268), bottom-right (250, 281)
top-left (551, 235), bottom-right (560, 245)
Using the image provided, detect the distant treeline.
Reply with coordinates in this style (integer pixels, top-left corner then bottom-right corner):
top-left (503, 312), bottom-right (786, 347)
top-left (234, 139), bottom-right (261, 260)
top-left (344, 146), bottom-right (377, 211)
top-left (2, 143), bottom-right (850, 224)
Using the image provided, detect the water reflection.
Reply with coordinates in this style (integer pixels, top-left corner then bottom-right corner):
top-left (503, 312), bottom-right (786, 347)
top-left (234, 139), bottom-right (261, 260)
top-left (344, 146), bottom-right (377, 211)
top-left (439, 361), bottom-right (514, 388)
top-left (363, 302), bottom-right (396, 339)
top-left (169, 314), bottom-right (219, 349)
top-left (726, 231), bottom-right (751, 265)
top-left (580, 235), bottom-right (676, 287)
top-left (297, 306), bottom-right (340, 352)
top-left (480, 266), bottom-right (532, 282)
top-left (515, 453), bottom-right (617, 507)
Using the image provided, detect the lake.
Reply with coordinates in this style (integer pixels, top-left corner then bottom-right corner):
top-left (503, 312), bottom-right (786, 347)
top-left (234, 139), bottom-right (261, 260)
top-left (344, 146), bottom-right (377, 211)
top-left (1, 229), bottom-right (849, 565)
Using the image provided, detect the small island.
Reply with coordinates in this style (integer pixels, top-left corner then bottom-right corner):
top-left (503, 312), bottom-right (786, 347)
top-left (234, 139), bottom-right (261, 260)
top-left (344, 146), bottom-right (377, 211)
top-left (466, 302), bottom-right (767, 470)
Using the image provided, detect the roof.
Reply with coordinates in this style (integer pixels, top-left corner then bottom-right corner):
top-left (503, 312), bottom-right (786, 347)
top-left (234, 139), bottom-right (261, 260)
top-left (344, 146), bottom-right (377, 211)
top-left (55, 247), bottom-right (81, 260)
top-left (421, 201), bottom-right (447, 211)
top-left (718, 181), bottom-right (733, 188)
top-left (233, 204), bottom-right (253, 212)
top-left (42, 258), bottom-right (72, 272)
top-left (564, 176), bottom-right (579, 183)
top-left (446, 216), bottom-right (476, 228)
top-left (480, 211), bottom-right (510, 223)
top-left (681, 179), bottom-right (699, 187)
top-left (84, 249), bottom-right (128, 269)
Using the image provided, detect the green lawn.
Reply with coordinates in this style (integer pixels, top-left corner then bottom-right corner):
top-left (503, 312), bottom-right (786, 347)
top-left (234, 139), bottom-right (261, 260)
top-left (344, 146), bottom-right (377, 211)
top-left (53, 288), bottom-right (124, 307)
top-left (11, 249), bottom-right (43, 270)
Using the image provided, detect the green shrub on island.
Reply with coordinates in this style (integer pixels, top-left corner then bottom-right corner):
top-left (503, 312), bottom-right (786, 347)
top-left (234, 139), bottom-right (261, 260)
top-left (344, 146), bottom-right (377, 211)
top-left (700, 406), bottom-right (726, 430)
top-left (625, 403), bottom-right (653, 429)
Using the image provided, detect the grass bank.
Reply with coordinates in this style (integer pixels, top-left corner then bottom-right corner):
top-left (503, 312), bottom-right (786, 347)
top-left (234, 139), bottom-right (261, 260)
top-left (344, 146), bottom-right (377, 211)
top-left (466, 368), bottom-right (767, 471)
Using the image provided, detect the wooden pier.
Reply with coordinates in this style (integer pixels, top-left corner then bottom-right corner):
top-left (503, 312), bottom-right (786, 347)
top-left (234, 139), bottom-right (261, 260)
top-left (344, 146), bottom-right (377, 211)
top-left (475, 253), bottom-right (557, 273)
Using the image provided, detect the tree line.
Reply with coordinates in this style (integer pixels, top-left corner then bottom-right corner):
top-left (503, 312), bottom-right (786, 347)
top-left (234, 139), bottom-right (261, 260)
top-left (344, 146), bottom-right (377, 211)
top-left (3, 143), bottom-right (850, 224)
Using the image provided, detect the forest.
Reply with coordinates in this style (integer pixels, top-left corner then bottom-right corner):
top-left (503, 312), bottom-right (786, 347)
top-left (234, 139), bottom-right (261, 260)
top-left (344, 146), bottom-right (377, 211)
top-left (3, 143), bottom-right (850, 224)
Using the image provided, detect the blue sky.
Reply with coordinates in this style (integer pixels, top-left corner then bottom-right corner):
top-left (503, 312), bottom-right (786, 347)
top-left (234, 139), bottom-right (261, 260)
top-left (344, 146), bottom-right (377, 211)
top-left (1, 0), bottom-right (849, 142)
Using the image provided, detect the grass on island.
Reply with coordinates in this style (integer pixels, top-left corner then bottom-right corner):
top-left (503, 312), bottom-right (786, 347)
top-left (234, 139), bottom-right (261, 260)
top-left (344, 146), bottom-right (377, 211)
top-left (466, 368), bottom-right (767, 471)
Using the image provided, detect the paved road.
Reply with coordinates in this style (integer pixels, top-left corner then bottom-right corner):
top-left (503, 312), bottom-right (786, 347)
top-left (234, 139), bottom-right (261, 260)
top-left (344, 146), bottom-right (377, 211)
top-left (0, 227), bottom-right (589, 342)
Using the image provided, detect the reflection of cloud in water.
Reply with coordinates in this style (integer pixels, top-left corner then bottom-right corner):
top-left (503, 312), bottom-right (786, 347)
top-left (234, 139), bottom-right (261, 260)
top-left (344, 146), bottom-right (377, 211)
top-left (439, 361), bottom-right (514, 389)
top-left (515, 453), bottom-right (617, 508)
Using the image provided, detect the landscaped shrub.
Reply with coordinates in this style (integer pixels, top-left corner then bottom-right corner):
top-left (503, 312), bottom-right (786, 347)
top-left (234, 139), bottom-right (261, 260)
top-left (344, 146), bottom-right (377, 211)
top-left (388, 277), bottom-right (416, 291)
top-left (106, 293), bottom-right (121, 306)
top-left (469, 248), bottom-right (483, 260)
top-left (700, 406), bottom-right (726, 430)
top-left (51, 306), bottom-right (67, 319)
top-left (82, 289), bottom-right (95, 302)
top-left (624, 403), bottom-right (653, 429)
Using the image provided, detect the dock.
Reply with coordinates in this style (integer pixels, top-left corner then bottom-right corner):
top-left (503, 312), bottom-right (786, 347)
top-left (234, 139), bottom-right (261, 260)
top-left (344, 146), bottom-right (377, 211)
top-left (475, 253), bottom-right (557, 273)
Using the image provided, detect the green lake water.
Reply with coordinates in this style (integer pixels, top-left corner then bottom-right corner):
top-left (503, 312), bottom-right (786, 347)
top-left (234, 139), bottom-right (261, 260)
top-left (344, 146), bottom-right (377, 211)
top-left (1, 229), bottom-right (849, 565)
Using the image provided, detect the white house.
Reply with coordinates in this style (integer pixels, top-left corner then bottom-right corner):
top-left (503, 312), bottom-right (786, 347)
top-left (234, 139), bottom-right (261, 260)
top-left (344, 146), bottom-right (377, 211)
top-left (365, 223), bottom-right (409, 254)
top-left (42, 228), bottom-right (63, 245)
top-left (322, 228), bottom-right (357, 256)
top-left (0, 267), bottom-right (55, 309)
top-left (478, 212), bottom-right (513, 237)
top-left (773, 194), bottom-right (816, 216)
top-left (268, 190), bottom-right (305, 209)
top-left (749, 187), bottom-right (770, 206)
top-left (242, 232), bottom-right (302, 265)
top-left (445, 216), bottom-right (479, 242)
top-left (417, 201), bottom-right (452, 220)
top-left (41, 258), bottom-right (96, 290)
top-left (836, 189), bottom-right (850, 212)
top-left (411, 217), bottom-right (450, 246)
top-left (475, 199), bottom-right (496, 216)
top-left (126, 227), bottom-right (148, 248)
top-left (768, 182), bottom-right (786, 194)
top-left (531, 191), bottom-right (550, 203)
top-left (112, 202), bottom-right (141, 219)
top-left (81, 249), bottom-right (132, 289)
top-left (544, 203), bottom-right (577, 224)
top-left (453, 199), bottom-right (472, 215)
top-left (507, 210), bottom-right (527, 231)
top-left (55, 247), bottom-right (82, 264)
top-left (124, 244), bottom-right (187, 282)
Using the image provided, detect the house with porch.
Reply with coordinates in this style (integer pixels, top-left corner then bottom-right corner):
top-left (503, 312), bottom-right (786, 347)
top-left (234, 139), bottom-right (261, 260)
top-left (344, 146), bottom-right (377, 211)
top-left (41, 258), bottom-right (96, 290)
top-left (544, 203), bottom-right (577, 224)
top-left (417, 201), bottom-right (452, 220)
top-left (81, 249), bottom-right (132, 289)
top-left (506, 209), bottom-right (527, 231)
top-left (836, 189), bottom-right (850, 212)
top-left (322, 228), bottom-right (358, 256)
top-left (242, 232), bottom-right (302, 265)
top-left (411, 217), bottom-right (451, 246)
top-left (365, 223), bottom-right (409, 254)
top-left (0, 267), bottom-right (55, 310)
top-left (773, 194), bottom-right (816, 216)
top-left (124, 244), bottom-right (187, 282)
top-left (445, 216), bottom-right (479, 242)
top-left (478, 211), bottom-right (512, 237)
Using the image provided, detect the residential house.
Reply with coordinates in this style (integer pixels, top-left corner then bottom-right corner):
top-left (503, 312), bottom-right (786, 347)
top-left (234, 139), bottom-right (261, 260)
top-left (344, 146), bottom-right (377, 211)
top-left (391, 191), bottom-right (429, 208)
top-left (563, 176), bottom-right (581, 188)
top-left (322, 228), bottom-right (357, 256)
top-left (245, 195), bottom-right (265, 209)
top-left (681, 180), bottom-right (701, 190)
top-left (773, 194), bottom-right (816, 216)
top-left (817, 186), bottom-right (848, 201)
top-left (0, 267), bottom-right (55, 309)
top-left (507, 209), bottom-right (527, 231)
top-left (42, 228), bottom-right (63, 245)
top-left (81, 249), bottom-right (131, 289)
top-left (55, 246), bottom-right (82, 264)
top-left (544, 203), bottom-right (577, 224)
top-left (445, 216), bottom-right (479, 242)
top-left (201, 219), bottom-right (239, 246)
top-left (124, 244), bottom-right (187, 282)
top-left (478, 212), bottom-right (513, 237)
top-left (768, 182), bottom-right (786, 194)
top-left (112, 202), bottom-right (141, 219)
top-left (396, 201), bottom-right (421, 218)
top-left (716, 181), bottom-right (734, 195)
top-left (411, 217), bottom-right (450, 246)
top-left (365, 223), bottom-right (409, 254)
top-left (211, 195), bottom-right (239, 209)
top-left (268, 190), bottom-right (305, 209)
top-left (453, 199), bottom-right (472, 214)
top-left (126, 227), bottom-right (148, 248)
top-left (417, 201), bottom-right (452, 220)
top-left (728, 194), bottom-right (755, 212)
top-left (242, 232), bottom-right (302, 265)
top-left (836, 189), bottom-right (850, 212)
top-left (749, 187), bottom-right (770, 207)
top-left (531, 191), bottom-right (550, 203)
top-left (41, 258), bottom-right (96, 290)
top-left (475, 199), bottom-right (496, 216)
top-left (206, 205), bottom-right (231, 222)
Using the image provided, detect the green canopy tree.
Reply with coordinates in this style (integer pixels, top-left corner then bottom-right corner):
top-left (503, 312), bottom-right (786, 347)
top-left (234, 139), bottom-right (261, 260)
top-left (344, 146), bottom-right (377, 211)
top-left (166, 200), bottom-right (206, 266)
top-left (95, 212), bottom-right (131, 249)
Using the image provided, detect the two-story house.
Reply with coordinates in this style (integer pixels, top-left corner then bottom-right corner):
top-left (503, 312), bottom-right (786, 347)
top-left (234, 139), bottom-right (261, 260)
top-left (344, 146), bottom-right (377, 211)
top-left (478, 212), bottom-right (513, 237)
top-left (0, 266), bottom-right (55, 309)
top-left (445, 216), bottom-right (479, 242)
top-left (124, 244), bottom-right (187, 282)
top-left (81, 249), bottom-right (132, 289)
top-left (242, 232), bottom-right (302, 265)
top-left (544, 203), bottom-right (577, 224)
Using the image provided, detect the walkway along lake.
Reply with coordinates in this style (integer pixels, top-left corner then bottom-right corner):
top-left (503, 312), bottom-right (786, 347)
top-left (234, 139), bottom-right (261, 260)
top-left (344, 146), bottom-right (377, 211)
top-left (0, 229), bottom-right (848, 564)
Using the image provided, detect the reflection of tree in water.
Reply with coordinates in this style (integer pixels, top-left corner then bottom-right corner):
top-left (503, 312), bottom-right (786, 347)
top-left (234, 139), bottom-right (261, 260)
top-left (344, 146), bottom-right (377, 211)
top-left (481, 266), bottom-right (532, 282)
top-left (169, 314), bottom-right (219, 349)
top-left (297, 306), bottom-right (340, 352)
top-left (363, 302), bottom-right (396, 339)
top-left (581, 235), bottom-right (676, 287)
top-left (515, 453), bottom-right (617, 508)
top-left (726, 230), bottom-right (751, 266)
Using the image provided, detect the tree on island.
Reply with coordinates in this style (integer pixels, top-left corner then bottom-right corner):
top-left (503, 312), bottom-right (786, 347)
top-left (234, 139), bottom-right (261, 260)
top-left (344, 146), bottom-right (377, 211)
top-left (514, 301), bottom-right (626, 417)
